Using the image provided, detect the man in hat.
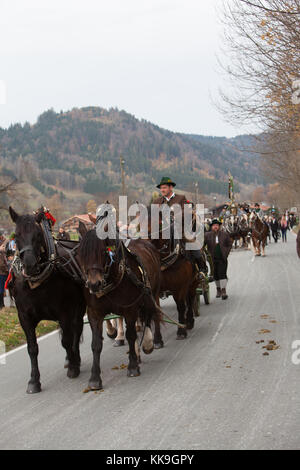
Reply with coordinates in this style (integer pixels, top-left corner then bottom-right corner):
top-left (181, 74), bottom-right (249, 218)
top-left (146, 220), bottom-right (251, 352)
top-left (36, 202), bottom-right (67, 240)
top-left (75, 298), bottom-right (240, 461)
top-left (204, 218), bottom-right (232, 300)
top-left (57, 226), bottom-right (70, 241)
top-left (254, 203), bottom-right (264, 219)
top-left (153, 177), bottom-right (207, 274)
top-left (154, 177), bottom-right (188, 208)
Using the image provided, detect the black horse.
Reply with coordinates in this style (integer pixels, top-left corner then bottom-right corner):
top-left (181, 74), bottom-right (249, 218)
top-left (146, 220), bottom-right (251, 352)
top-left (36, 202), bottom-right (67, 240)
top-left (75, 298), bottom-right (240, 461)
top-left (78, 221), bottom-right (162, 390)
top-left (8, 207), bottom-right (86, 394)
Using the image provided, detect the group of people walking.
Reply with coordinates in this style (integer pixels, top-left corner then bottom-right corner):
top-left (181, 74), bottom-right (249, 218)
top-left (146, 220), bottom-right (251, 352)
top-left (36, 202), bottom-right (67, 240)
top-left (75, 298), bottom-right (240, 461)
top-left (266, 213), bottom-right (296, 244)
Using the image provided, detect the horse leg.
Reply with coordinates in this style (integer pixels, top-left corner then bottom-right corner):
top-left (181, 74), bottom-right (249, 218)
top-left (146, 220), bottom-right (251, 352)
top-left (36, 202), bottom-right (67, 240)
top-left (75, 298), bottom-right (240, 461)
top-left (88, 315), bottom-right (104, 390)
top-left (186, 290), bottom-right (195, 330)
top-left (60, 319), bottom-right (80, 379)
top-left (262, 239), bottom-right (266, 257)
top-left (71, 312), bottom-right (84, 371)
top-left (257, 241), bottom-right (261, 256)
top-left (19, 317), bottom-right (41, 394)
top-left (114, 317), bottom-right (125, 347)
top-left (136, 317), bottom-right (142, 333)
top-left (125, 318), bottom-right (140, 377)
top-left (175, 297), bottom-right (187, 340)
top-left (153, 295), bottom-right (164, 349)
top-left (106, 319), bottom-right (117, 339)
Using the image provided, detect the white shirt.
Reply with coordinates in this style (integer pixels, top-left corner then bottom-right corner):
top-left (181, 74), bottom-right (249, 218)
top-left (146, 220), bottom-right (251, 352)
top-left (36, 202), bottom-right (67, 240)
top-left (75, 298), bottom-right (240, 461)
top-left (164, 192), bottom-right (175, 203)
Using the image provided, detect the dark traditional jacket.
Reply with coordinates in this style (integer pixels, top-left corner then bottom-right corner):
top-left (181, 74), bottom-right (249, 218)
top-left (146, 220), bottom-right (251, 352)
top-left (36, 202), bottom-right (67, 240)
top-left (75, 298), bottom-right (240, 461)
top-left (204, 230), bottom-right (232, 260)
top-left (153, 194), bottom-right (188, 208)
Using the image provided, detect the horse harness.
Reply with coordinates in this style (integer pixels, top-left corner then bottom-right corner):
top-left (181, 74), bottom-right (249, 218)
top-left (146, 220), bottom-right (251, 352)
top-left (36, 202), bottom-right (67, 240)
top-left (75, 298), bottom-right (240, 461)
top-left (89, 241), bottom-right (153, 308)
top-left (11, 217), bottom-right (85, 290)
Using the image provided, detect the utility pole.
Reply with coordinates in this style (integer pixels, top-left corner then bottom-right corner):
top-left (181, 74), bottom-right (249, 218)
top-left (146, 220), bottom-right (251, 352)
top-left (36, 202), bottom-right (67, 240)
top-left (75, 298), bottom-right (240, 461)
top-left (194, 182), bottom-right (199, 204)
top-left (120, 155), bottom-right (126, 196)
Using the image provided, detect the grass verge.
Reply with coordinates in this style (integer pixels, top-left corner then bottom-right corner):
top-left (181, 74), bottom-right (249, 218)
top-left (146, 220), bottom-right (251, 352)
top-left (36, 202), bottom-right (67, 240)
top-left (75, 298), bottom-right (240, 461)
top-left (0, 307), bottom-right (58, 352)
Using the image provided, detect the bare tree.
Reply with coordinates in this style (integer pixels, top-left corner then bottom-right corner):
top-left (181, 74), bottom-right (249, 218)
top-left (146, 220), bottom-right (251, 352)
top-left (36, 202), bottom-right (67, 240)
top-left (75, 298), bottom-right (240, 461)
top-left (218, 0), bottom-right (300, 205)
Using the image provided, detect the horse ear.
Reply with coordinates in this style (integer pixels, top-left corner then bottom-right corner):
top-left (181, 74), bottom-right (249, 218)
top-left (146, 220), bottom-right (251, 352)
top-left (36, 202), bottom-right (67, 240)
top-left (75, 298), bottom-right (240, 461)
top-left (9, 206), bottom-right (19, 223)
top-left (78, 221), bottom-right (88, 238)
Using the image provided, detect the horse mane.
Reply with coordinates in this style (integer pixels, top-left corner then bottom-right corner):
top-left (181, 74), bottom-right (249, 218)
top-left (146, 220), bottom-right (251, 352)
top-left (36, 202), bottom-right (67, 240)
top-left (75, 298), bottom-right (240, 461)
top-left (79, 229), bottom-right (106, 269)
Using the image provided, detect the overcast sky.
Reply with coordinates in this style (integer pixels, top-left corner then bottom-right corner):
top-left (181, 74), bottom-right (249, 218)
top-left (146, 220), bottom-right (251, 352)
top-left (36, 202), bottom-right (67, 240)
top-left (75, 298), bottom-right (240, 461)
top-left (0, 0), bottom-right (246, 137)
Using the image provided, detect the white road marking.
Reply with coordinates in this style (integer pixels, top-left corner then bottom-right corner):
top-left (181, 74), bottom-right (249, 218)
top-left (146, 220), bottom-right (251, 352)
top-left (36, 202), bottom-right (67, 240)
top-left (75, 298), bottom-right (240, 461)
top-left (0, 329), bottom-right (59, 362)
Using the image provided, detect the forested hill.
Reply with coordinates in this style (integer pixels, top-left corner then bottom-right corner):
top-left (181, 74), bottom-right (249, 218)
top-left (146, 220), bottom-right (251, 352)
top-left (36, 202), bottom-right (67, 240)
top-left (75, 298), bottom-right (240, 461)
top-left (0, 107), bottom-right (262, 202)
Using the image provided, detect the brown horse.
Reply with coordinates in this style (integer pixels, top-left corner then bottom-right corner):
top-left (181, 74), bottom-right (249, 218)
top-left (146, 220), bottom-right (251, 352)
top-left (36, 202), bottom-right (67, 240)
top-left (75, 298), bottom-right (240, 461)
top-left (145, 209), bottom-right (206, 346)
top-left (249, 212), bottom-right (269, 257)
top-left (78, 222), bottom-right (162, 390)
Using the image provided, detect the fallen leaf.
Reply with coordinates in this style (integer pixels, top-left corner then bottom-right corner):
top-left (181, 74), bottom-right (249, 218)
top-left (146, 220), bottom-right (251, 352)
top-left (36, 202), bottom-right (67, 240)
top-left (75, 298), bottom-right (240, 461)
top-left (259, 329), bottom-right (271, 334)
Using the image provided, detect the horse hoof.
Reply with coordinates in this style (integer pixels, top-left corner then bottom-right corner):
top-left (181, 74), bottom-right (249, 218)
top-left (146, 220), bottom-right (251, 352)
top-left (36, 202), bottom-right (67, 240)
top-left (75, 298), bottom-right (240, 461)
top-left (88, 380), bottom-right (103, 391)
top-left (64, 359), bottom-right (69, 369)
top-left (67, 367), bottom-right (80, 379)
top-left (142, 345), bottom-right (154, 355)
top-left (26, 382), bottom-right (41, 394)
top-left (154, 341), bottom-right (164, 350)
top-left (176, 334), bottom-right (187, 340)
top-left (127, 367), bottom-right (140, 378)
top-left (186, 320), bottom-right (195, 330)
top-left (113, 339), bottom-right (125, 347)
top-left (107, 329), bottom-right (118, 339)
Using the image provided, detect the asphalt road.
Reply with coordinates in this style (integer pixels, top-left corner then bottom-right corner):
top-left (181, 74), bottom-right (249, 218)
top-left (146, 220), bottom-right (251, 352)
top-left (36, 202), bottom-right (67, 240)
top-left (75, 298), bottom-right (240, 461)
top-left (0, 234), bottom-right (300, 450)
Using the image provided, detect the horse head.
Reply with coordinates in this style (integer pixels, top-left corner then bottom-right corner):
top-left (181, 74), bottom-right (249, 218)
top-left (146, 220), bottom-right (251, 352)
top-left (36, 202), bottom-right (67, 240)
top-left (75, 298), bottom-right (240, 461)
top-left (225, 215), bottom-right (239, 235)
top-left (79, 212), bottom-right (120, 295)
top-left (9, 206), bottom-right (47, 277)
top-left (249, 211), bottom-right (259, 229)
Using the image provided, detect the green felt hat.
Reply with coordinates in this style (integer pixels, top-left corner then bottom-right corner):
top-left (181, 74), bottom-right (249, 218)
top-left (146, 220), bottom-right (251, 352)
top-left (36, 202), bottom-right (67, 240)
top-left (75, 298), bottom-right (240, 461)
top-left (211, 218), bottom-right (222, 226)
top-left (157, 177), bottom-right (176, 189)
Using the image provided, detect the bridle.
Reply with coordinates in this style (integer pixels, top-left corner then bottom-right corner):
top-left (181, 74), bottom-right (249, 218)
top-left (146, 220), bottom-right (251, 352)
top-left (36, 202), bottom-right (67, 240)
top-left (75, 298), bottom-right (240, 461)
top-left (84, 235), bottom-right (126, 297)
top-left (13, 216), bottom-right (56, 288)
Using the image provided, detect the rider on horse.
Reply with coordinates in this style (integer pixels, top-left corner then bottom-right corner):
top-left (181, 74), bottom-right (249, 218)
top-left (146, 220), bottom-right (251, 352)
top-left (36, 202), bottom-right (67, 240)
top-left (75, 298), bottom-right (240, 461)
top-left (254, 203), bottom-right (264, 219)
top-left (154, 177), bottom-right (207, 274)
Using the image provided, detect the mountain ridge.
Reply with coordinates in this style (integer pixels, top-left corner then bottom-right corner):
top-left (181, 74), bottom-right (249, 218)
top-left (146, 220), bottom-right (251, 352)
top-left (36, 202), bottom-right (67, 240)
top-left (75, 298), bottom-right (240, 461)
top-left (0, 106), bottom-right (262, 212)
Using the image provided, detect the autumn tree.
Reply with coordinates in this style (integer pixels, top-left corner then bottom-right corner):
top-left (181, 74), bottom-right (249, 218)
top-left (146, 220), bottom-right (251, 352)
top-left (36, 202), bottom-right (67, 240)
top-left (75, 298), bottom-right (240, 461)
top-left (86, 199), bottom-right (97, 214)
top-left (219, 0), bottom-right (300, 205)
